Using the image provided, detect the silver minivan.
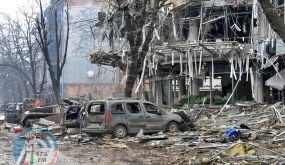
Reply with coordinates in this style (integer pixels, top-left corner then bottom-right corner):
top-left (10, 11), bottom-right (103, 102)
top-left (81, 99), bottom-right (183, 138)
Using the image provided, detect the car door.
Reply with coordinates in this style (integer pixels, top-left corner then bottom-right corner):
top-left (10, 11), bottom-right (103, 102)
top-left (143, 103), bottom-right (163, 132)
top-left (125, 102), bottom-right (146, 133)
top-left (83, 102), bottom-right (106, 129)
top-left (110, 102), bottom-right (127, 127)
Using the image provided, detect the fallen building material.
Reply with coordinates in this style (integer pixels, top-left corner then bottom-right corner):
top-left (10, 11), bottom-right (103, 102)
top-left (265, 69), bottom-right (285, 90)
top-left (44, 114), bottom-right (62, 124)
top-left (193, 144), bottom-right (229, 149)
top-left (248, 142), bottom-right (285, 157)
top-left (216, 79), bottom-right (241, 116)
top-left (102, 142), bottom-right (129, 149)
top-left (4, 122), bottom-right (18, 130)
top-left (272, 104), bottom-right (283, 124)
top-left (228, 112), bottom-right (271, 119)
top-left (136, 129), bottom-right (144, 138)
top-left (139, 135), bottom-right (168, 143)
top-left (36, 118), bottom-right (56, 126)
top-left (272, 138), bottom-right (285, 144)
top-left (20, 105), bottom-right (61, 127)
top-left (0, 113), bottom-right (5, 122)
top-left (230, 155), bottom-right (280, 162)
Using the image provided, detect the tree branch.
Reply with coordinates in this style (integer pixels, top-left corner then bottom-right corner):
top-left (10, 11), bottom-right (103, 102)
top-left (0, 64), bottom-right (33, 86)
top-left (60, 3), bottom-right (70, 75)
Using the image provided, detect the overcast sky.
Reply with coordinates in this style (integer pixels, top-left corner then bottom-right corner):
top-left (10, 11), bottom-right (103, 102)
top-left (0, 0), bottom-right (48, 18)
top-left (0, 1), bottom-right (29, 16)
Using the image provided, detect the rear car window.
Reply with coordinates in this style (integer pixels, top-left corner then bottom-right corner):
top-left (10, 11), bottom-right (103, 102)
top-left (89, 103), bottom-right (105, 114)
top-left (126, 103), bottom-right (141, 114)
top-left (111, 103), bottom-right (125, 114)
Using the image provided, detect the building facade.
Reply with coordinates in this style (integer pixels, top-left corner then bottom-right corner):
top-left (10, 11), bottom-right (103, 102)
top-left (45, 0), bottom-right (123, 99)
top-left (148, 0), bottom-right (285, 105)
top-left (87, 0), bottom-right (285, 105)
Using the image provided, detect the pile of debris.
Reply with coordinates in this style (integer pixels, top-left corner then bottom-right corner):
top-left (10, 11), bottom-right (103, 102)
top-left (2, 98), bottom-right (285, 164)
top-left (179, 101), bottom-right (285, 164)
top-left (54, 99), bottom-right (285, 164)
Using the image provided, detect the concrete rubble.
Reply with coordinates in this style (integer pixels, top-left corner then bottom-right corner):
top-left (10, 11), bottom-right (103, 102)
top-left (1, 102), bottom-right (285, 164)
top-left (2, 0), bottom-right (285, 164)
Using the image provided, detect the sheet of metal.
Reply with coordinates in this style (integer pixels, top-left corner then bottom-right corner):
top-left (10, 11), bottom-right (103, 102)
top-left (265, 69), bottom-right (285, 90)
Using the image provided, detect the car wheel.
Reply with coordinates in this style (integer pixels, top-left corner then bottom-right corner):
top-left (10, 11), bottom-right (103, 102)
top-left (113, 125), bottom-right (127, 138)
top-left (166, 122), bottom-right (178, 133)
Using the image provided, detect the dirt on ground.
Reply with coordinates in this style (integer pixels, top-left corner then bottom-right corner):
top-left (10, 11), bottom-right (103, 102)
top-left (0, 129), bottom-right (192, 165)
top-left (2, 103), bottom-right (285, 164)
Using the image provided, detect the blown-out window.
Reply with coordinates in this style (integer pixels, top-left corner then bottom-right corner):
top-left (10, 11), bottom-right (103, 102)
top-left (111, 103), bottom-right (125, 114)
top-left (89, 103), bottom-right (105, 114)
top-left (126, 103), bottom-right (141, 114)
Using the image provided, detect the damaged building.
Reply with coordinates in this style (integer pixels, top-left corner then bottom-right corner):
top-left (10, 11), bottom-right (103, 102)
top-left (148, 0), bottom-right (261, 105)
top-left (89, 0), bottom-right (285, 105)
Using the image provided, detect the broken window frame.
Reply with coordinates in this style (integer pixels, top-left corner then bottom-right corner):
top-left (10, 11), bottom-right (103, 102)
top-left (110, 103), bottom-right (126, 114)
top-left (126, 102), bottom-right (142, 114)
top-left (89, 102), bottom-right (105, 115)
top-left (143, 103), bottom-right (162, 115)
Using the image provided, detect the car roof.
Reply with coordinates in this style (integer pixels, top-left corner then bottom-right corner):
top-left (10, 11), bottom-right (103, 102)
top-left (88, 99), bottom-right (154, 105)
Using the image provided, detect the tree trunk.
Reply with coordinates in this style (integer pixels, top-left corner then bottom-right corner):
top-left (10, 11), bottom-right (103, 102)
top-left (124, 56), bottom-right (138, 97)
top-left (17, 82), bottom-right (23, 101)
top-left (23, 82), bottom-right (30, 98)
top-left (35, 0), bottom-right (69, 106)
top-left (39, 62), bottom-right (47, 94)
top-left (50, 74), bottom-right (60, 105)
top-left (259, 0), bottom-right (285, 43)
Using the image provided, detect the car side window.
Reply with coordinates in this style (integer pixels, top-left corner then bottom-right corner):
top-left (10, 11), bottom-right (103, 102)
top-left (144, 103), bottom-right (160, 115)
top-left (89, 103), bottom-right (105, 114)
top-left (126, 103), bottom-right (141, 114)
top-left (111, 103), bottom-right (125, 114)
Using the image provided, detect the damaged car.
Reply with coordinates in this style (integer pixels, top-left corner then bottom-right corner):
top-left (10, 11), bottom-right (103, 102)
top-left (21, 98), bottom-right (83, 127)
top-left (5, 103), bottom-right (22, 124)
top-left (62, 99), bottom-right (83, 128)
top-left (80, 99), bottom-right (184, 138)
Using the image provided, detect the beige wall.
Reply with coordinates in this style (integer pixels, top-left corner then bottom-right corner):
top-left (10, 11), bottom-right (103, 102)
top-left (65, 83), bottom-right (124, 99)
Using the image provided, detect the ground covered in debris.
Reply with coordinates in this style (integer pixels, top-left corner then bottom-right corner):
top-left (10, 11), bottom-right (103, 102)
top-left (2, 102), bottom-right (285, 164)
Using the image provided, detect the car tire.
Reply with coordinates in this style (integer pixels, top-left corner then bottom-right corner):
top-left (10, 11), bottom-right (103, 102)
top-left (166, 122), bottom-right (178, 133)
top-left (112, 125), bottom-right (127, 138)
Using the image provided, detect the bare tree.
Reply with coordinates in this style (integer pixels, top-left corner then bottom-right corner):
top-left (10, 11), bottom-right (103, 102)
top-left (0, 68), bottom-right (28, 102)
top-left (0, 12), bottom-right (46, 98)
top-left (35, 0), bottom-right (70, 104)
top-left (89, 0), bottom-right (168, 97)
top-left (20, 9), bottom-right (47, 96)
